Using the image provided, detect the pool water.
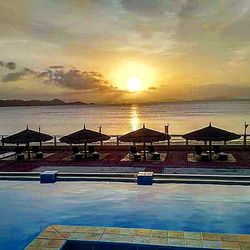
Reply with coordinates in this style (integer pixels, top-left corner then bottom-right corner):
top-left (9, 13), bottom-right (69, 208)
top-left (0, 181), bottom-right (250, 249)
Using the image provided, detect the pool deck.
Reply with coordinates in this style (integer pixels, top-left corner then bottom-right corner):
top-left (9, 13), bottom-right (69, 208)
top-left (25, 225), bottom-right (250, 250)
top-left (1, 149), bottom-right (250, 174)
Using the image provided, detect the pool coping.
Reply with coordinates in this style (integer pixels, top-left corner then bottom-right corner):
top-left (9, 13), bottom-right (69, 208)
top-left (25, 225), bottom-right (250, 250)
top-left (1, 171), bottom-right (250, 185)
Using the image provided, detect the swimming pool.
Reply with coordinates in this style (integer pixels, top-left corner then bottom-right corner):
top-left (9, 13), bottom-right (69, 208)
top-left (0, 181), bottom-right (250, 249)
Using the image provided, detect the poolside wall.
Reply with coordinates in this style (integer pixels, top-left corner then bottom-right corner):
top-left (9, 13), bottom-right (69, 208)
top-left (0, 143), bottom-right (249, 153)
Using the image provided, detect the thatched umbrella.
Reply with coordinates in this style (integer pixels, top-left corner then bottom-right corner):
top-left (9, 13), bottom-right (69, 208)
top-left (1, 127), bottom-right (53, 159)
top-left (119, 124), bottom-right (171, 160)
top-left (59, 125), bottom-right (110, 157)
top-left (182, 123), bottom-right (240, 160)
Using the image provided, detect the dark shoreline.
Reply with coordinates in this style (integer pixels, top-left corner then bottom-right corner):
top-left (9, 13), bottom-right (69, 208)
top-left (0, 98), bottom-right (249, 107)
top-left (0, 98), bottom-right (95, 107)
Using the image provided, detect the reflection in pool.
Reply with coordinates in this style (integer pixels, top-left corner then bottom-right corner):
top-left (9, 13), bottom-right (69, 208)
top-left (0, 181), bottom-right (250, 249)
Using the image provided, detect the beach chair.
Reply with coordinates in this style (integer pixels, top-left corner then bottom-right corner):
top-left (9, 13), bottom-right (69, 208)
top-left (88, 145), bottom-right (99, 159)
top-left (71, 146), bottom-right (83, 160)
top-left (130, 146), bottom-right (141, 161)
top-left (194, 145), bottom-right (209, 161)
top-left (14, 146), bottom-right (25, 161)
top-left (32, 146), bottom-right (43, 159)
top-left (148, 145), bottom-right (160, 160)
top-left (213, 145), bottom-right (228, 161)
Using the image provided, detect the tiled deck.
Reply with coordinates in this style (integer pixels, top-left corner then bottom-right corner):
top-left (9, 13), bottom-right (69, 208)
top-left (25, 225), bottom-right (250, 249)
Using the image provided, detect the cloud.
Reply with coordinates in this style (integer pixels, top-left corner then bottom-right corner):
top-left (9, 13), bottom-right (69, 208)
top-left (0, 61), bottom-right (16, 70)
top-left (192, 84), bottom-right (250, 100)
top-left (2, 67), bottom-right (35, 82)
top-left (37, 67), bottom-right (126, 98)
top-left (2, 72), bottom-right (26, 82)
top-left (37, 71), bottom-right (49, 78)
top-left (5, 62), bottom-right (16, 70)
top-left (49, 65), bottom-right (64, 69)
top-left (39, 68), bottom-right (106, 90)
top-left (148, 86), bottom-right (156, 91)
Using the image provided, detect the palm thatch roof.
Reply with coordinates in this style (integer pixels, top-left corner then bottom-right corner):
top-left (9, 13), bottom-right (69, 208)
top-left (119, 125), bottom-right (170, 143)
top-left (59, 126), bottom-right (110, 144)
top-left (1, 128), bottom-right (53, 144)
top-left (182, 124), bottom-right (240, 141)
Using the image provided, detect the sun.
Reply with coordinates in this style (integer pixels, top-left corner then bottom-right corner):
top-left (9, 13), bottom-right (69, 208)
top-left (127, 77), bottom-right (142, 92)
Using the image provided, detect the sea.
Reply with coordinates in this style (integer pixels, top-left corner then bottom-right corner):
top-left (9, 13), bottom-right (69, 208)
top-left (0, 100), bottom-right (249, 138)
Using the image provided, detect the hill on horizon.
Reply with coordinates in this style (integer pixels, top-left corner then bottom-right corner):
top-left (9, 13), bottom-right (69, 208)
top-left (0, 99), bottom-right (92, 107)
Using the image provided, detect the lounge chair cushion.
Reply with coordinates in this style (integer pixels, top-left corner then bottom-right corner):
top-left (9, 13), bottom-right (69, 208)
top-left (90, 152), bottom-right (99, 159)
top-left (16, 153), bottom-right (25, 161)
top-left (148, 146), bottom-right (160, 159)
top-left (200, 153), bottom-right (209, 161)
top-left (88, 146), bottom-right (99, 159)
top-left (151, 152), bottom-right (160, 160)
top-left (132, 153), bottom-right (141, 161)
top-left (73, 152), bottom-right (83, 160)
top-left (218, 152), bottom-right (228, 161)
top-left (35, 152), bottom-right (43, 159)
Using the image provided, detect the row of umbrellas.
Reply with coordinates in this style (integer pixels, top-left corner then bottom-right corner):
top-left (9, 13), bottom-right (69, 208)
top-left (1, 123), bottom-right (240, 160)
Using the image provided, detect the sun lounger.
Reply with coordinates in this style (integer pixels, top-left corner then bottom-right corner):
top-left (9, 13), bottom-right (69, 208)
top-left (217, 152), bottom-right (228, 161)
top-left (148, 145), bottom-right (160, 160)
top-left (88, 145), bottom-right (99, 159)
top-left (14, 146), bottom-right (25, 161)
top-left (213, 145), bottom-right (228, 160)
top-left (32, 146), bottom-right (43, 159)
top-left (194, 145), bottom-right (209, 161)
top-left (71, 146), bottom-right (83, 160)
top-left (130, 146), bottom-right (141, 161)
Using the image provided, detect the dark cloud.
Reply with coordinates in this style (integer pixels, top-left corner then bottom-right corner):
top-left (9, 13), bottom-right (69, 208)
top-left (0, 61), bottom-right (17, 70)
top-left (5, 62), bottom-right (16, 70)
top-left (38, 67), bottom-right (124, 95)
top-left (46, 69), bottom-right (105, 90)
top-left (23, 67), bottom-right (35, 74)
top-left (37, 71), bottom-right (49, 78)
top-left (2, 72), bottom-right (25, 82)
top-left (2, 67), bottom-right (35, 82)
top-left (148, 86), bottom-right (156, 90)
top-left (49, 65), bottom-right (64, 69)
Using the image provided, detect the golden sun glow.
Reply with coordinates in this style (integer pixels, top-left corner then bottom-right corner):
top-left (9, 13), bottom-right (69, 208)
top-left (127, 77), bottom-right (142, 92)
top-left (109, 61), bottom-right (157, 92)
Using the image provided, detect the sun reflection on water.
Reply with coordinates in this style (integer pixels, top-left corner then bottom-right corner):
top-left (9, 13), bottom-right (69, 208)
top-left (130, 105), bottom-right (141, 131)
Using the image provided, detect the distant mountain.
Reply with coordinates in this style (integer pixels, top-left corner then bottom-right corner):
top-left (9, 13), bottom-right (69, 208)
top-left (0, 99), bottom-right (91, 107)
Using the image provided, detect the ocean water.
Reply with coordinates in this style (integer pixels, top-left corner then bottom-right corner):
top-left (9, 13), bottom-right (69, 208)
top-left (0, 100), bottom-right (249, 136)
top-left (0, 181), bottom-right (250, 249)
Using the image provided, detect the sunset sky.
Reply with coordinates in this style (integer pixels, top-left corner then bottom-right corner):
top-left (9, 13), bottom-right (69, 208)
top-left (1, 0), bottom-right (250, 103)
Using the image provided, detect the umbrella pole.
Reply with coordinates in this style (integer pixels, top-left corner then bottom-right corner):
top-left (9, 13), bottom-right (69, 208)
top-left (84, 142), bottom-right (87, 158)
top-left (27, 142), bottom-right (30, 159)
top-left (143, 141), bottom-right (146, 160)
top-left (209, 140), bottom-right (212, 161)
